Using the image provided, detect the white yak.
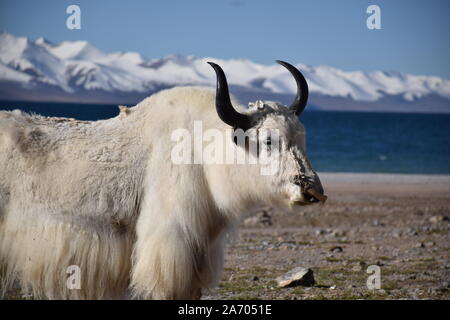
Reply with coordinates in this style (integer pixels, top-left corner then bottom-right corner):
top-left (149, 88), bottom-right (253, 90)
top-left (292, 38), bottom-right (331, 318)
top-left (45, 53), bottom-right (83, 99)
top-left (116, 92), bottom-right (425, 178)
top-left (0, 61), bottom-right (325, 299)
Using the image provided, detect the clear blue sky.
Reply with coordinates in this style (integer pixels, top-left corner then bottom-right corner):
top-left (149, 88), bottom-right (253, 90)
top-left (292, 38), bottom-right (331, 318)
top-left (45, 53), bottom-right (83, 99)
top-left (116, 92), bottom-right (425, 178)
top-left (1, 0), bottom-right (449, 78)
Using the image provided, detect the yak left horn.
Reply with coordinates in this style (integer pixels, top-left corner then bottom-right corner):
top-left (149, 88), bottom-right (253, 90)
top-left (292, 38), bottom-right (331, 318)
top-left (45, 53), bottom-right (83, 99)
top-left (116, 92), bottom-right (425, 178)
top-left (208, 62), bottom-right (252, 130)
top-left (276, 60), bottom-right (309, 116)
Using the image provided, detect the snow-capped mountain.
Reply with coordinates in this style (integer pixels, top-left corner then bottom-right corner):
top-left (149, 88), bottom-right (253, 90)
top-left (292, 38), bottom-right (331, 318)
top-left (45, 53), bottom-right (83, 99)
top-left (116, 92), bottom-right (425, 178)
top-left (1, 31), bottom-right (449, 112)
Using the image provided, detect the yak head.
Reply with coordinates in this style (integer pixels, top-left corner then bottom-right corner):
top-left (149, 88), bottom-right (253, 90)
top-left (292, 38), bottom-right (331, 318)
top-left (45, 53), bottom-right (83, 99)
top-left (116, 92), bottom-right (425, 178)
top-left (207, 61), bottom-right (326, 209)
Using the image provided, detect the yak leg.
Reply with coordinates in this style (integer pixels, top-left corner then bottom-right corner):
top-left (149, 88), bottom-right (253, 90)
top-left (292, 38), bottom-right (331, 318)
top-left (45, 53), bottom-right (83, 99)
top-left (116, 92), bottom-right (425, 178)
top-left (189, 229), bottom-right (227, 299)
top-left (131, 222), bottom-right (204, 299)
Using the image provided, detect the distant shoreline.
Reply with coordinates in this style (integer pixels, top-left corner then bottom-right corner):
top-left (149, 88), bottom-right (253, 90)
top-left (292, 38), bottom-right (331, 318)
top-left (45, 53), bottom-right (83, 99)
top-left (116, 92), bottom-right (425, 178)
top-left (320, 172), bottom-right (450, 184)
top-left (1, 100), bottom-right (450, 115)
top-left (320, 172), bottom-right (450, 198)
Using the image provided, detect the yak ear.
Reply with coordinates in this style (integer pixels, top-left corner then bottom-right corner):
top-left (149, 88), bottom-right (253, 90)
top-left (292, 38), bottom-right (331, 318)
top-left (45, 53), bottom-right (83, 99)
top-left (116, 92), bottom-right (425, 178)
top-left (276, 60), bottom-right (309, 116)
top-left (207, 61), bottom-right (252, 131)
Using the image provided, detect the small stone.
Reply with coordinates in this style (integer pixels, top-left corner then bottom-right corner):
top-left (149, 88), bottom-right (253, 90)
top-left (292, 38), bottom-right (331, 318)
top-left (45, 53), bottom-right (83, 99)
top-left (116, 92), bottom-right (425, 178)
top-left (276, 267), bottom-right (315, 288)
top-left (331, 230), bottom-right (346, 237)
top-left (315, 229), bottom-right (326, 236)
top-left (405, 227), bottom-right (418, 236)
top-left (415, 242), bottom-right (425, 248)
top-left (330, 246), bottom-right (343, 253)
top-left (251, 276), bottom-right (259, 281)
top-left (352, 265), bottom-right (362, 272)
top-left (429, 215), bottom-right (449, 223)
top-left (243, 208), bottom-right (273, 227)
top-left (392, 229), bottom-right (404, 238)
top-left (428, 288), bottom-right (437, 295)
top-left (352, 261), bottom-right (366, 272)
top-left (243, 216), bottom-right (260, 227)
top-left (373, 219), bottom-right (385, 227)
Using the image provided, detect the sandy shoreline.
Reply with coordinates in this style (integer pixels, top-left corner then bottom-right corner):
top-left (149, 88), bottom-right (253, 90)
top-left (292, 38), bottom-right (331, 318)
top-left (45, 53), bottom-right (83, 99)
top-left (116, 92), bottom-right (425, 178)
top-left (319, 172), bottom-right (450, 184)
top-left (202, 172), bottom-right (450, 300)
top-left (318, 172), bottom-right (450, 198)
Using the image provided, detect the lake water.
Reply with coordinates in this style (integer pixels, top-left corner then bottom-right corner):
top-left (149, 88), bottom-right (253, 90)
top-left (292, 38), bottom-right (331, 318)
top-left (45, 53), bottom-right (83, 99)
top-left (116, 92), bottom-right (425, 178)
top-left (1, 100), bottom-right (449, 174)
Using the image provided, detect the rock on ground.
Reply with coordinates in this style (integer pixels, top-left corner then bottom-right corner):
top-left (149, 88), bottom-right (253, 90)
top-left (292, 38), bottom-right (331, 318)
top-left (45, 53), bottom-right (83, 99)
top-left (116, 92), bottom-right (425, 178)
top-left (276, 267), bottom-right (315, 288)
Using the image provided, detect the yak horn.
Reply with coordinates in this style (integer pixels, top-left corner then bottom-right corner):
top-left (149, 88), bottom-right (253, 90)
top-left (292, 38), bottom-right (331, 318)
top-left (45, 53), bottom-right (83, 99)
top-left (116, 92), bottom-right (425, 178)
top-left (276, 60), bottom-right (309, 116)
top-left (208, 62), bottom-right (251, 130)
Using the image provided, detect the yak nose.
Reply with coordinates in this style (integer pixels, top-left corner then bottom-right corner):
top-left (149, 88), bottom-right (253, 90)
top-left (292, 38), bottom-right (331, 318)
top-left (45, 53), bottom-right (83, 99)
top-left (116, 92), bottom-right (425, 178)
top-left (304, 177), bottom-right (327, 203)
top-left (315, 179), bottom-right (324, 195)
top-left (302, 192), bottom-right (321, 203)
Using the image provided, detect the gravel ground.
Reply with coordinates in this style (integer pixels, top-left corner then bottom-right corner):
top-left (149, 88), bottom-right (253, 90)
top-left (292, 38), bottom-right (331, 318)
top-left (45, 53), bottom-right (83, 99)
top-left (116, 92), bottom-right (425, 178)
top-left (203, 179), bottom-right (450, 300)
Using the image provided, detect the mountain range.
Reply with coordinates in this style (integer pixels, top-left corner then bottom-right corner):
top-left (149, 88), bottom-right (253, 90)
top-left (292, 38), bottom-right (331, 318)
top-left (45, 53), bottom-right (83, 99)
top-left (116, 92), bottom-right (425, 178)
top-left (1, 31), bottom-right (449, 113)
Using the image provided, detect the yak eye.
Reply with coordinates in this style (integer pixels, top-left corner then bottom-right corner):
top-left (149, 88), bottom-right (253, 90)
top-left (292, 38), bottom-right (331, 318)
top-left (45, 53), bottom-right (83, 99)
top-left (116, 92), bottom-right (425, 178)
top-left (264, 138), bottom-right (273, 153)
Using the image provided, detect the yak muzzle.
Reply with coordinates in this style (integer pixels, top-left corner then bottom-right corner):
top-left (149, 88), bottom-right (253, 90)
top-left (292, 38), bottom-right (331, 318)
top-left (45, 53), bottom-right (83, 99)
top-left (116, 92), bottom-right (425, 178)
top-left (304, 188), bottom-right (328, 203)
top-left (292, 174), bottom-right (327, 205)
top-left (290, 188), bottom-right (327, 206)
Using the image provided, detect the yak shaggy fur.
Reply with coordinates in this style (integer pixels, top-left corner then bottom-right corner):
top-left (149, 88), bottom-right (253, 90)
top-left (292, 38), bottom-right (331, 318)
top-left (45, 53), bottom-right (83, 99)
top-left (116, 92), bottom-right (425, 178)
top-left (0, 86), bottom-right (313, 299)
